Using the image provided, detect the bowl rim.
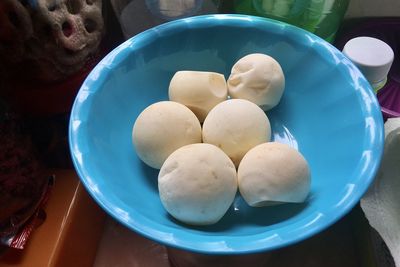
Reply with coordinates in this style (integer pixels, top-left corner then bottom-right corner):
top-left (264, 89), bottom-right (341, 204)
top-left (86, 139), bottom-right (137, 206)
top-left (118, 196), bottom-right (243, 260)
top-left (69, 14), bottom-right (384, 254)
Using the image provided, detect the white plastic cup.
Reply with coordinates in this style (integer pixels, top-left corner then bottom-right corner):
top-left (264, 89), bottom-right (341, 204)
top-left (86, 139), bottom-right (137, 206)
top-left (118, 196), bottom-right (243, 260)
top-left (343, 36), bottom-right (394, 92)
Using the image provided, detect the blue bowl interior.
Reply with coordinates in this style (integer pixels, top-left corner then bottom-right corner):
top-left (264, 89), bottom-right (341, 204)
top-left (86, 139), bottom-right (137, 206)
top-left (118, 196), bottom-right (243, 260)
top-left (69, 15), bottom-right (384, 253)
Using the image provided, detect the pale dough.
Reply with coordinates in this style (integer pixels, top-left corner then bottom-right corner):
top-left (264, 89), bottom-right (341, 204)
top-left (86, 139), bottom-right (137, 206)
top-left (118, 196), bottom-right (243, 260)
top-left (132, 101), bottom-right (201, 169)
top-left (238, 142), bottom-right (311, 207)
top-left (158, 143), bottom-right (237, 225)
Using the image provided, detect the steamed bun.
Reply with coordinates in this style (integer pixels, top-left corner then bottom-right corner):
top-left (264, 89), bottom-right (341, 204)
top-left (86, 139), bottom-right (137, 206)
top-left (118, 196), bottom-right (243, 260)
top-left (202, 99), bottom-right (271, 167)
top-left (228, 53), bottom-right (285, 110)
top-left (158, 143), bottom-right (237, 225)
top-left (132, 101), bottom-right (201, 169)
top-left (238, 142), bottom-right (311, 207)
top-left (169, 71), bottom-right (228, 122)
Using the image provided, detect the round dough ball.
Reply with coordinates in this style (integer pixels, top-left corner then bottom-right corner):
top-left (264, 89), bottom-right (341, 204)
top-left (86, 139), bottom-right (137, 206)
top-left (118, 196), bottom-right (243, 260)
top-left (132, 101), bottom-right (201, 169)
top-left (202, 99), bottom-right (271, 167)
top-left (169, 71), bottom-right (228, 122)
top-left (228, 53), bottom-right (285, 111)
top-left (238, 142), bottom-right (311, 207)
top-left (158, 143), bottom-right (237, 225)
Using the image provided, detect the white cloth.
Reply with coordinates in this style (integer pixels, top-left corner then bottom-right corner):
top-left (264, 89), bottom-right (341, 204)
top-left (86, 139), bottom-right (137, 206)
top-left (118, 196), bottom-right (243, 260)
top-left (361, 118), bottom-right (400, 267)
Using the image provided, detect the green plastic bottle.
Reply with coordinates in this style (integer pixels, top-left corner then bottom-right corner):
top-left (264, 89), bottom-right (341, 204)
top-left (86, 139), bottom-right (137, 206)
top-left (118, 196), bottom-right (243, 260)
top-left (228, 0), bottom-right (350, 42)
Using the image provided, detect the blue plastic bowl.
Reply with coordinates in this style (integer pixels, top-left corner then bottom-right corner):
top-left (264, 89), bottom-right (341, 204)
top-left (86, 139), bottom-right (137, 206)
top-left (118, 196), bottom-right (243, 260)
top-left (69, 15), bottom-right (384, 254)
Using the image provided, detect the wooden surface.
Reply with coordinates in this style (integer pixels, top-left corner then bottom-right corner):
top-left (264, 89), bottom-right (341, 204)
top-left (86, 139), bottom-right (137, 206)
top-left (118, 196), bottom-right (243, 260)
top-left (0, 170), bottom-right (106, 267)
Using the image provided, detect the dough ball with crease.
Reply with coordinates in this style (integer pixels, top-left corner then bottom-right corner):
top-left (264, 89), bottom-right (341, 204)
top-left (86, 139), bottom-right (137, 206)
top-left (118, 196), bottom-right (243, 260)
top-left (169, 71), bottom-right (228, 122)
top-left (158, 143), bottom-right (237, 225)
top-left (202, 99), bottom-right (271, 167)
top-left (132, 101), bottom-right (201, 169)
top-left (238, 142), bottom-right (311, 207)
top-left (228, 53), bottom-right (285, 110)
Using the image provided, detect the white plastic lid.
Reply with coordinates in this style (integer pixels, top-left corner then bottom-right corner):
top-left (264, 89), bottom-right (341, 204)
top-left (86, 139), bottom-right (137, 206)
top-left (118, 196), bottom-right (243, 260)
top-left (343, 36), bottom-right (394, 84)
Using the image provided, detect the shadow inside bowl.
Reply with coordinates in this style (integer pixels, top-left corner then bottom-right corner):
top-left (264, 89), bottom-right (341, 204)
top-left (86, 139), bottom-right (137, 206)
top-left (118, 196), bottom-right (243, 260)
top-left (236, 201), bottom-right (309, 227)
top-left (169, 195), bottom-right (309, 233)
top-left (140, 161), bottom-right (159, 192)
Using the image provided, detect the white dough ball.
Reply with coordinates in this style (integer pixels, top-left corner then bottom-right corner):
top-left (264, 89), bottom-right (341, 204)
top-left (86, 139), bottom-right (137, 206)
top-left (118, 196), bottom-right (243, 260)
top-left (238, 142), bottom-right (311, 207)
top-left (132, 101), bottom-right (201, 169)
top-left (158, 143), bottom-right (237, 225)
top-left (228, 53), bottom-right (285, 110)
top-left (202, 99), bottom-right (271, 167)
top-left (169, 71), bottom-right (228, 122)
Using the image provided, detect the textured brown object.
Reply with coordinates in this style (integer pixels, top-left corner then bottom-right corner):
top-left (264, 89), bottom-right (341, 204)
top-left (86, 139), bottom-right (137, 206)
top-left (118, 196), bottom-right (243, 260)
top-left (0, 0), bottom-right (103, 82)
top-left (33, 0), bottom-right (104, 80)
top-left (0, 0), bottom-right (33, 63)
top-left (0, 113), bottom-right (46, 236)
